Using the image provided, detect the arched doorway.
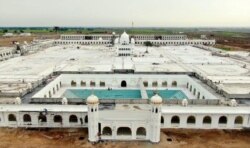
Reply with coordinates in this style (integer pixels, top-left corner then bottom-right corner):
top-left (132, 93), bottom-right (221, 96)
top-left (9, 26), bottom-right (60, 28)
top-left (161, 116), bottom-right (164, 125)
top-left (121, 80), bottom-right (127, 87)
top-left (23, 114), bottom-right (31, 122)
top-left (117, 127), bottom-right (132, 136)
top-left (136, 127), bottom-right (146, 138)
top-left (203, 116), bottom-right (212, 124)
top-left (171, 116), bottom-right (180, 125)
top-left (187, 116), bottom-right (196, 125)
top-left (219, 116), bottom-right (227, 124)
top-left (234, 116), bottom-right (243, 125)
top-left (38, 114), bottom-right (47, 122)
top-left (172, 81), bottom-right (177, 87)
top-left (54, 115), bottom-right (63, 123)
top-left (8, 114), bottom-right (16, 122)
top-left (69, 115), bottom-right (78, 123)
top-left (84, 115), bottom-right (88, 123)
top-left (102, 127), bottom-right (112, 136)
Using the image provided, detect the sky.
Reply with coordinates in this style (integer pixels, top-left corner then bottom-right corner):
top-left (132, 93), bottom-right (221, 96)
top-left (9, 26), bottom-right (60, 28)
top-left (0, 0), bottom-right (250, 27)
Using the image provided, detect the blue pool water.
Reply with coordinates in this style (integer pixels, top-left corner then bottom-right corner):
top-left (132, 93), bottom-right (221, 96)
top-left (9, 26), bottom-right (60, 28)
top-left (146, 90), bottom-right (187, 100)
top-left (64, 89), bottom-right (142, 99)
top-left (63, 89), bottom-right (188, 100)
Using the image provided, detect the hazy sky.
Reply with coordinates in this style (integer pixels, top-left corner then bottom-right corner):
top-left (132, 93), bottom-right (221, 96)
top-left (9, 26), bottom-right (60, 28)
top-left (0, 0), bottom-right (250, 27)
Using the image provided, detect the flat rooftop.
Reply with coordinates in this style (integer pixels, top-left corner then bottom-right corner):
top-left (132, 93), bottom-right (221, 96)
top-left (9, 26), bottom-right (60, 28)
top-left (0, 45), bottom-right (249, 99)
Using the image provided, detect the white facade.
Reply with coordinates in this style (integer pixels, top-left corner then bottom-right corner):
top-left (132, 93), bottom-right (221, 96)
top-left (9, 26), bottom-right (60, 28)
top-left (55, 33), bottom-right (214, 46)
top-left (135, 39), bottom-right (215, 46)
top-left (0, 104), bottom-right (249, 142)
top-left (0, 47), bottom-right (14, 61)
top-left (115, 32), bottom-right (134, 57)
top-left (60, 34), bottom-right (187, 41)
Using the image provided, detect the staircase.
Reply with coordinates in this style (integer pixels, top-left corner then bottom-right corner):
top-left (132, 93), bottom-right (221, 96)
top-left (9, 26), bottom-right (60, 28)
top-left (138, 78), bottom-right (148, 99)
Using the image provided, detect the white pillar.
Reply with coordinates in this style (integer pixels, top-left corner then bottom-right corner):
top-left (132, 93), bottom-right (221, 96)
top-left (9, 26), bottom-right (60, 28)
top-left (87, 104), bottom-right (99, 142)
top-left (149, 94), bottom-right (162, 143)
top-left (87, 95), bottom-right (99, 142)
top-left (150, 105), bottom-right (162, 143)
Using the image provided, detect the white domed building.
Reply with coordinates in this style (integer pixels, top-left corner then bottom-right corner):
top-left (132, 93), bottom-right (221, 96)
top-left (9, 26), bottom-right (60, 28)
top-left (115, 31), bottom-right (135, 57)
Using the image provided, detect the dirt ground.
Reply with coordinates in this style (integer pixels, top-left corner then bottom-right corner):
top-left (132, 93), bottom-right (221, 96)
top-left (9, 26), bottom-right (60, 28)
top-left (0, 35), bottom-right (59, 47)
top-left (0, 128), bottom-right (249, 148)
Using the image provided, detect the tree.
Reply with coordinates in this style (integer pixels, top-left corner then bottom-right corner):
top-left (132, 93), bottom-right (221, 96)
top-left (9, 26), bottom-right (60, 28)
top-left (53, 26), bottom-right (60, 32)
top-left (144, 41), bottom-right (153, 53)
top-left (3, 29), bottom-right (8, 33)
top-left (144, 41), bottom-right (153, 47)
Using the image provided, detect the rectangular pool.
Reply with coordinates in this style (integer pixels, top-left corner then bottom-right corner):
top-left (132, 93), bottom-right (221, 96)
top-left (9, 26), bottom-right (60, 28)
top-left (63, 89), bottom-right (188, 100)
top-left (147, 90), bottom-right (187, 100)
top-left (63, 89), bottom-right (142, 99)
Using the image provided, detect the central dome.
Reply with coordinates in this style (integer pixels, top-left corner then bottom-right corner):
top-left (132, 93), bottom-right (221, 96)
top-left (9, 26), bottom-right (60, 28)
top-left (120, 32), bottom-right (130, 45)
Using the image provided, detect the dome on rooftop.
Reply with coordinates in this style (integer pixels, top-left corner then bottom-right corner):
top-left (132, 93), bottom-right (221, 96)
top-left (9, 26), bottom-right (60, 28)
top-left (151, 94), bottom-right (162, 104)
top-left (15, 97), bottom-right (22, 105)
top-left (62, 97), bottom-right (68, 105)
top-left (87, 94), bottom-right (99, 104)
top-left (120, 32), bottom-right (130, 45)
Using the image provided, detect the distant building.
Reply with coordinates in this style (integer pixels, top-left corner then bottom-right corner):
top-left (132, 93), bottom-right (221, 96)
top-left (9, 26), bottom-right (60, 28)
top-left (54, 33), bottom-right (215, 46)
top-left (115, 32), bottom-right (134, 57)
top-left (3, 33), bottom-right (14, 37)
top-left (201, 35), bottom-right (207, 39)
top-left (20, 33), bottom-right (31, 36)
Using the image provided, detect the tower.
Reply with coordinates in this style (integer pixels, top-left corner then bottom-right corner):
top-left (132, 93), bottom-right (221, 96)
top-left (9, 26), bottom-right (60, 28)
top-left (150, 94), bottom-right (162, 143)
top-left (87, 94), bottom-right (99, 142)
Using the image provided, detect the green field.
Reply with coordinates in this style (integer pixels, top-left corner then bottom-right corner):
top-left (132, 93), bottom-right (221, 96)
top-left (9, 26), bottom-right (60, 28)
top-left (1, 27), bottom-right (250, 40)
